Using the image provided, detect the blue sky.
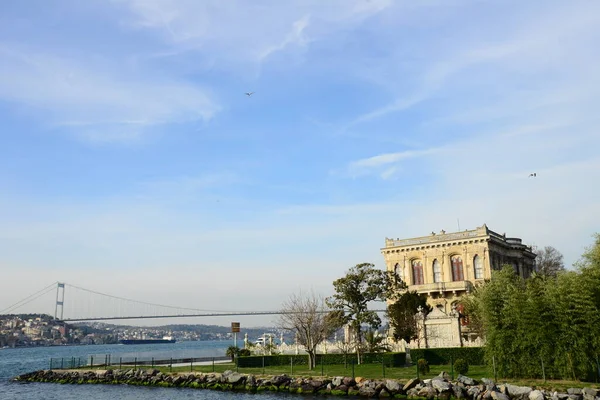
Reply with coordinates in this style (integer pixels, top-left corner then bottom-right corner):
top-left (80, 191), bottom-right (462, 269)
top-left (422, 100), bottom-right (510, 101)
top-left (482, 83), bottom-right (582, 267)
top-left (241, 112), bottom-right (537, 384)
top-left (1, 0), bottom-right (599, 326)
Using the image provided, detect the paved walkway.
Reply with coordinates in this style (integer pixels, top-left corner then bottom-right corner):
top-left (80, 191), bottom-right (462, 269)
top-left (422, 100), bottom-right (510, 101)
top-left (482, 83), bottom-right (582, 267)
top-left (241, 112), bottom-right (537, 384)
top-left (170, 359), bottom-right (232, 367)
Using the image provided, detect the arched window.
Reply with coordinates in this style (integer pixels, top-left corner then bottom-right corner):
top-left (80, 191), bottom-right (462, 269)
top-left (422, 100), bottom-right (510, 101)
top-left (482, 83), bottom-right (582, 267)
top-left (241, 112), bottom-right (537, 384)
top-left (451, 255), bottom-right (464, 281)
top-left (473, 255), bottom-right (483, 279)
top-left (433, 259), bottom-right (441, 283)
top-left (394, 263), bottom-right (404, 282)
top-left (412, 260), bottom-right (424, 285)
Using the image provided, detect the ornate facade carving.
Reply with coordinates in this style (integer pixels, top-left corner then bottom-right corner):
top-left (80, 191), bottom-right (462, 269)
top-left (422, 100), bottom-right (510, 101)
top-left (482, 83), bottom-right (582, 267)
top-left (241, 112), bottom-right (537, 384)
top-left (382, 224), bottom-right (536, 315)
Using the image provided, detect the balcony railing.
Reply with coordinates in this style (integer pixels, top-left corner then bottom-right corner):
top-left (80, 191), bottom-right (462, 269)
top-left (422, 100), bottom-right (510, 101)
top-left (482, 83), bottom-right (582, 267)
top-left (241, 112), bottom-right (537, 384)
top-left (408, 280), bottom-right (473, 294)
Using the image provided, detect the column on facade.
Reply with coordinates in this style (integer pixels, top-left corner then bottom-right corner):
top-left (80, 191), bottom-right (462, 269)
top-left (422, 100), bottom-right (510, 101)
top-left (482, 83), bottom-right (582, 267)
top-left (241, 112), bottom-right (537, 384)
top-left (483, 248), bottom-right (490, 279)
top-left (463, 245), bottom-right (470, 282)
top-left (444, 250), bottom-right (452, 284)
top-left (441, 250), bottom-right (447, 283)
top-left (422, 251), bottom-right (430, 285)
top-left (404, 256), bottom-right (411, 286)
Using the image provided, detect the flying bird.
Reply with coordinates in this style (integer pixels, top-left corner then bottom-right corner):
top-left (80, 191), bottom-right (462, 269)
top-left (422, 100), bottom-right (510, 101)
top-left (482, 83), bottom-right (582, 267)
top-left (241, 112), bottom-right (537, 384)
top-left (529, 173), bottom-right (537, 177)
top-left (245, 92), bottom-right (255, 97)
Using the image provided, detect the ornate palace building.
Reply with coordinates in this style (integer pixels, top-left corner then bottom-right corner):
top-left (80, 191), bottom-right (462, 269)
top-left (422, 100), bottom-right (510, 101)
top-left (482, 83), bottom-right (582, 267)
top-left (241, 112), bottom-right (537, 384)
top-left (381, 224), bottom-right (536, 314)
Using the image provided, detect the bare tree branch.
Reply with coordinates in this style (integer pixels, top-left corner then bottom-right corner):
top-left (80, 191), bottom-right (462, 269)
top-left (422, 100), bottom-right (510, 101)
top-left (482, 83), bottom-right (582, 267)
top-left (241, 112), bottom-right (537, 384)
top-left (278, 291), bottom-right (341, 369)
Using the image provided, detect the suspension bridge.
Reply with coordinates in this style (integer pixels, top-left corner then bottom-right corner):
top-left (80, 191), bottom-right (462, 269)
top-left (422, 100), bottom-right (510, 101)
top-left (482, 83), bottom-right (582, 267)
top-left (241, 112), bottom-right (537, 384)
top-left (0, 282), bottom-right (301, 322)
top-left (1, 282), bottom-right (386, 322)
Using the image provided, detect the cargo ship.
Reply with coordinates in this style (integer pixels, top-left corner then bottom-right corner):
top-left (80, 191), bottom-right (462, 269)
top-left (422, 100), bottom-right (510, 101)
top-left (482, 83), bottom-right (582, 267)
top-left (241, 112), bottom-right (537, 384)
top-left (119, 336), bottom-right (176, 345)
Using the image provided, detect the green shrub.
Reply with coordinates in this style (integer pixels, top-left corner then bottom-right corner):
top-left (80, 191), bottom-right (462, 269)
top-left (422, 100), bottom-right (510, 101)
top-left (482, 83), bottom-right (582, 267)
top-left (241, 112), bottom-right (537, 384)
top-left (409, 347), bottom-right (484, 365)
top-left (236, 352), bottom-right (407, 368)
top-left (238, 348), bottom-right (251, 357)
top-left (417, 358), bottom-right (430, 375)
top-left (226, 346), bottom-right (240, 361)
top-left (453, 358), bottom-right (469, 375)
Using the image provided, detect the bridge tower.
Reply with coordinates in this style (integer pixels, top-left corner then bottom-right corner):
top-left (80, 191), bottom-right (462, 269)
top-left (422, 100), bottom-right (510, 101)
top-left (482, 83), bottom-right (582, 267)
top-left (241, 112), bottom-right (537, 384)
top-left (54, 282), bottom-right (65, 320)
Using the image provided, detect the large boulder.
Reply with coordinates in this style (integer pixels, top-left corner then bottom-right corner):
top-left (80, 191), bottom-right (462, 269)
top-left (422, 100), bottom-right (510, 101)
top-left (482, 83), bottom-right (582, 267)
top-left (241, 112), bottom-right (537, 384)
top-left (432, 379), bottom-right (452, 393)
top-left (359, 384), bottom-right (378, 398)
top-left (417, 385), bottom-right (437, 399)
top-left (385, 379), bottom-right (401, 393)
top-left (482, 378), bottom-right (496, 387)
top-left (225, 372), bottom-right (246, 385)
top-left (491, 391), bottom-right (511, 400)
top-left (505, 384), bottom-right (533, 400)
top-left (332, 376), bottom-right (344, 387)
top-left (530, 390), bottom-right (545, 400)
top-left (272, 374), bottom-right (291, 387)
top-left (457, 374), bottom-right (476, 386)
top-left (467, 386), bottom-right (481, 399)
top-left (300, 382), bottom-right (315, 393)
top-left (453, 384), bottom-right (467, 399)
top-left (343, 377), bottom-right (356, 386)
top-left (403, 378), bottom-right (421, 391)
top-left (435, 371), bottom-right (451, 381)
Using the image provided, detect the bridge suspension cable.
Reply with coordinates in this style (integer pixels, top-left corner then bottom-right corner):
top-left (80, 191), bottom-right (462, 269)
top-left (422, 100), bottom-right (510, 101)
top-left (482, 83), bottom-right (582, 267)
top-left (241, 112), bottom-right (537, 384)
top-left (61, 282), bottom-right (275, 321)
top-left (0, 281), bottom-right (58, 314)
top-left (65, 283), bottom-right (235, 313)
top-left (3, 282), bottom-right (388, 322)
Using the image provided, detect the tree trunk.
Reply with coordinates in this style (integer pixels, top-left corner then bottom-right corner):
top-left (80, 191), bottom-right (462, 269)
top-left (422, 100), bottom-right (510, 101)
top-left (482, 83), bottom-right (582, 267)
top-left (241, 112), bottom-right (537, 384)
top-left (307, 350), bottom-right (315, 370)
top-left (356, 326), bottom-right (362, 365)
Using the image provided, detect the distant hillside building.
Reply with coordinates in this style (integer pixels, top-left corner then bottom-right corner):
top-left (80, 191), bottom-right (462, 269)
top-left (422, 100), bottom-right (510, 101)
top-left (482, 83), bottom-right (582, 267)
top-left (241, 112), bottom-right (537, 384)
top-left (381, 224), bottom-right (536, 314)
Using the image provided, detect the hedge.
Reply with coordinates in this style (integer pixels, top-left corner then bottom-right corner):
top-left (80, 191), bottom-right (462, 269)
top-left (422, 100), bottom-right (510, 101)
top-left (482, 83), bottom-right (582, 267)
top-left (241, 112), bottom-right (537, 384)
top-left (408, 347), bottom-right (484, 365)
top-left (237, 352), bottom-right (407, 368)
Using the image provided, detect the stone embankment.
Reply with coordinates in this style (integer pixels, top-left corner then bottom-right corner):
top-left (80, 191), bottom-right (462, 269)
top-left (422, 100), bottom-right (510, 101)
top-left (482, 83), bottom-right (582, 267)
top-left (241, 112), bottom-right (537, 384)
top-left (14, 369), bottom-right (600, 400)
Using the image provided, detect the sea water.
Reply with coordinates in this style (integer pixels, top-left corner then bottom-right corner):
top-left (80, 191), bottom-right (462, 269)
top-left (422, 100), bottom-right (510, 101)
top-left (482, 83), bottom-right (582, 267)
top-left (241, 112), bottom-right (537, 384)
top-left (0, 341), bottom-right (291, 400)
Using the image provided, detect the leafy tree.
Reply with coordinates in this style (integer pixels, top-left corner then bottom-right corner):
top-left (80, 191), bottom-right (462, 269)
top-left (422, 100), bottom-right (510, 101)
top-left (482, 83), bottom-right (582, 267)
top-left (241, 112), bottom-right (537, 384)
top-left (454, 358), bottom-right (469, 375)
top-left (459, 289), bottom-right (485, 338)
top-left (535, 246), bottom-right (565, 277)
top-left (417, 358), bottom-right (429, 375)
top-left (226, 346), bottom-right (240, 362)
top-left (278, 291), bottom-right (342, 369)
top-left (327, 263), bottom-right (402, 364)
top-left (469, 235), bottom-right (600, 381)
top-left (387, 291), bottom-right (431, 345)
top-left (576, 233), bottom-right (600, 309)
top-left (363, 329), bottom-right (390, 353)
top-left (238, 348), bottom-right (251, 357)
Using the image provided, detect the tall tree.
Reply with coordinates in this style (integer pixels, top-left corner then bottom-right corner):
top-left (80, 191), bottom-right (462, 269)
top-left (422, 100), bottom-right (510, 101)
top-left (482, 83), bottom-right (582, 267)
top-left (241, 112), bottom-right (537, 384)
top-left (535, 246), bottom-right (565, 277)
top-left (278, 291), bottom-right (342, 369)
top-left (327, 263), bottom-right (401, 364)
top-left (363, 329), bottom-right (391, 353)
top-left (468, 242), bottom-right (600, 381)
top-left (387, 291), bottom-right (431, 345)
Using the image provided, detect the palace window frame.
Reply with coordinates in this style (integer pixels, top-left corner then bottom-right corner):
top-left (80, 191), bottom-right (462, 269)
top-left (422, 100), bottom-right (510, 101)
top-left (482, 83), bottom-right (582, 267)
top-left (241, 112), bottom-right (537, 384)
top-left (412, 260), bottom-right (424, 285)
top-left (473, 255), bottom-right (484, 279)
top-left (451, 255), bottom-right (465, 281)
top-left (433, 259), bottom-right (441, 283)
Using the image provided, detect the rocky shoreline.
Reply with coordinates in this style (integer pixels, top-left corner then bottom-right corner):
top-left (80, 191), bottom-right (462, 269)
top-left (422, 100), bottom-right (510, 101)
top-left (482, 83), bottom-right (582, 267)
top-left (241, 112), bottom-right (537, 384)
top-left (14, 369), bottom-right (600, 400)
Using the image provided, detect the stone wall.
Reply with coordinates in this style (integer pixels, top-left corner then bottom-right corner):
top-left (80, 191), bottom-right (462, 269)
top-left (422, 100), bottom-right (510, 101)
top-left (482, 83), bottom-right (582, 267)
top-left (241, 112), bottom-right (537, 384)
top-left (15, 369), bottom-right (600, 400)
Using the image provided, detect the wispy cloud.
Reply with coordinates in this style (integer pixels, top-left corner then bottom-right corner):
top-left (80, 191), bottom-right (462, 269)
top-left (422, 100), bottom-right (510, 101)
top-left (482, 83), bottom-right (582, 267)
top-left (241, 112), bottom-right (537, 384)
top-left (257, 15), bottom-right (311, 62)
top-left (116, 0), bottom-right (393, 68)
top-left (342, 1), bottom-right (600, 129)
top-left (344, 148), bottom-right (441, 178)
top-left (0, 44), bottom-right (220, 143)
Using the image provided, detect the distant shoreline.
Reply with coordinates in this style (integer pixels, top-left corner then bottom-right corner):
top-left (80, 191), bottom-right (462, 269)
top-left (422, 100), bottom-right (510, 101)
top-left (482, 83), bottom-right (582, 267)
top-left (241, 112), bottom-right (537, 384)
top-left (1, 339), bottom-right (233, 350)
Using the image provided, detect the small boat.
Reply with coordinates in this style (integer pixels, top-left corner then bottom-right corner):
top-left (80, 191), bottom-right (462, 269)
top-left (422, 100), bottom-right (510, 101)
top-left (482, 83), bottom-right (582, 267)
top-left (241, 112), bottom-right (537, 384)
top-left (254, 334), bottom-right (273, 346)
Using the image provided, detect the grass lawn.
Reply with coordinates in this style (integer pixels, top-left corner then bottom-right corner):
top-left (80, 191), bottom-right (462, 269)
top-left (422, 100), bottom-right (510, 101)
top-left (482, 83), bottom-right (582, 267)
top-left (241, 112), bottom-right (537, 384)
top-left (148, 362), bottom-right (598, 392)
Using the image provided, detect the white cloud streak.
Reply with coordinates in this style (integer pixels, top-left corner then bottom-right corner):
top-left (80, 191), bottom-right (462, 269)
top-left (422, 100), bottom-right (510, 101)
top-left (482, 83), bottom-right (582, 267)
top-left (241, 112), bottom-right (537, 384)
top-left (0, 44), bottom-right (220, 143)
